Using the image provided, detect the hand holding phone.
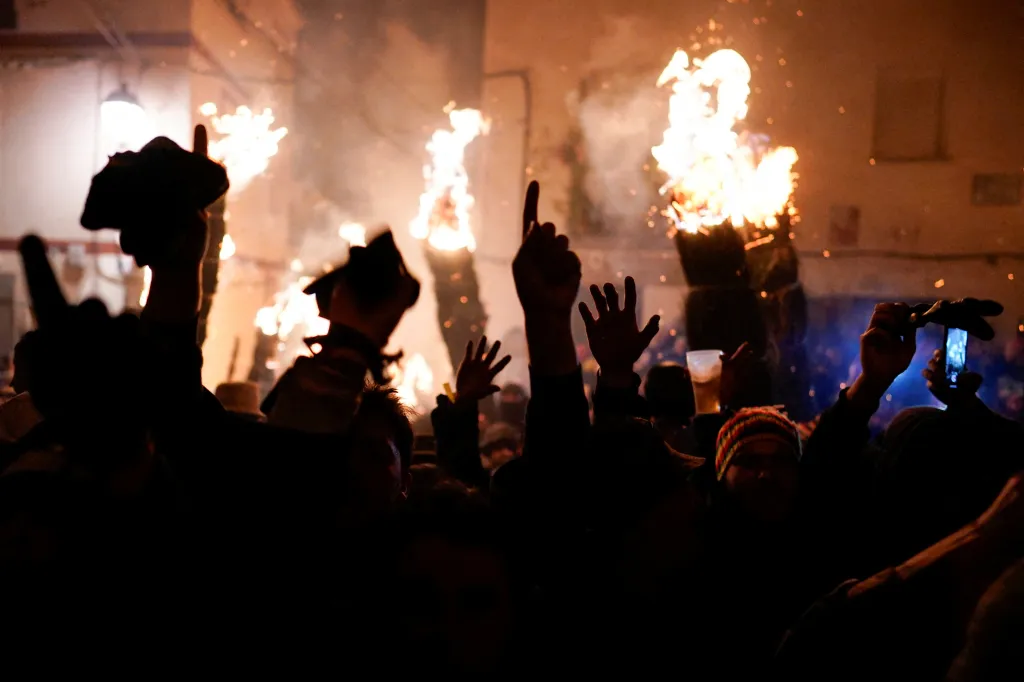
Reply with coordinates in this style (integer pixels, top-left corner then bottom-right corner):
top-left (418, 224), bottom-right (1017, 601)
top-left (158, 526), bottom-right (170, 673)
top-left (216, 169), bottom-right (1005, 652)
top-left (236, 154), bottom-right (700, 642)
top-left (944, 327), bottom-right (969, 387)
top-left (922, 326), bottom-right (982, 408)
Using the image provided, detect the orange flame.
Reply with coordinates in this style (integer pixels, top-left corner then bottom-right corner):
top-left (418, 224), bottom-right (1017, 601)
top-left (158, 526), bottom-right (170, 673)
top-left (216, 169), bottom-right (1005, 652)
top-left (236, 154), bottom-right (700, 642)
top-left (392, 353), bottom-right (434, 410)
top-left (255, 277), bottom-right (328, 342)
top-left (410, 107), bottom-right (490, 252)
top-left (652, 49), bottom-right (798, 233)
top-left (201, 103), bottom-right (288, 193)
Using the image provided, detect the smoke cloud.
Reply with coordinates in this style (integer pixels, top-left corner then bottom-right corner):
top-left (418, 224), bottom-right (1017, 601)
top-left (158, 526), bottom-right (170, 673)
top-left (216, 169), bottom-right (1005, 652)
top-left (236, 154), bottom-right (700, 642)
top-left (574, 15), bottom-right (667, 234)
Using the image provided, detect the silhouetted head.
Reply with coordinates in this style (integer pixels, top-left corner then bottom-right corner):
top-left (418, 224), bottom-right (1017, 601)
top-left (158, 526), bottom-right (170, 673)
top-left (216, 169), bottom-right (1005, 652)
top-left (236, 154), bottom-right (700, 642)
top-left (644, 362), bottom-right (695, 421)
top-left (11, 331), bottom-right (39, 395)
top-left (498, 384), bottom-right (528, 427)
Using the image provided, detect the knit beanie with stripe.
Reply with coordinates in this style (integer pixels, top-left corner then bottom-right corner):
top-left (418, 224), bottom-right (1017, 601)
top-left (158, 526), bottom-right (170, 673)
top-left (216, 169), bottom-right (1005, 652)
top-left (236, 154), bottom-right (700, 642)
top-left (715, 407), bottom-right (802, 480)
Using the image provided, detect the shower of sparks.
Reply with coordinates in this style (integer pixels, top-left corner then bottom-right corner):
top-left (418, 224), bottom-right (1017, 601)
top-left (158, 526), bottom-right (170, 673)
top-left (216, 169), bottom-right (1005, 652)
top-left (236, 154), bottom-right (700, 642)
top-left (652, 48), bottom-right (798, 233)
top-left (201, 103), bottom-right (288, 193)
top-left (410, 107), bottom-right (490, 252)
top-left (338, 222), bottom-right (367, 247)
top-left (220, 233), bottom-right (236, 260)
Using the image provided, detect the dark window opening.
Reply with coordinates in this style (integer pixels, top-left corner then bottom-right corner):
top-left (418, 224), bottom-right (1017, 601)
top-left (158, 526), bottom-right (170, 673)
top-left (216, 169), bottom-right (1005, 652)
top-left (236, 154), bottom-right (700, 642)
top-left (872, 70), bottom-right (946, 162)
top-left (972, 174), bottom-right (1023, 207)
top-left (0, 0), bottom-right (15, 30)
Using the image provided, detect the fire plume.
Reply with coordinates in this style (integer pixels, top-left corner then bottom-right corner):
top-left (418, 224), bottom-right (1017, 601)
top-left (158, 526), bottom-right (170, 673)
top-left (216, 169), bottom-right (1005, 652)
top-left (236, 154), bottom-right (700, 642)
top-left (393, 353), bottom-right (434, 410)
top-left (338, 222), bottom-right (367, 247)
top-left (201, 103), bottom-right (288, 193)
top-left (255, 277), bottom-right (328, 342)
top-left (410, 107), bottom-right (490, 252)
top-left (652, 49), bottom-right (798, 233)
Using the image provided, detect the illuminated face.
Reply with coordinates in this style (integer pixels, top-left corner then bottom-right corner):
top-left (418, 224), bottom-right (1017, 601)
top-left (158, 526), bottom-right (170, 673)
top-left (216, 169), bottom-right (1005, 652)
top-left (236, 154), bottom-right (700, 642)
top-left (723, 437), bottom-right (799, 524)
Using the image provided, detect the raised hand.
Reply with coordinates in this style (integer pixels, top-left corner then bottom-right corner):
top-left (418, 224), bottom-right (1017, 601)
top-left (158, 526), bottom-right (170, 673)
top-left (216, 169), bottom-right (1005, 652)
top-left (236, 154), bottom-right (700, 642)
top-left (846, 302), bottom-right (918, 408)
top-left (193, 122), bottom-right (208, 158)
top-left (720, 341), bottom-right (758, 408)
top-left (20, 235), bottom-right (69, 330)
top-left (133, 124), bottom-right (212, 271)
top-left (180, 123), bottom-right (213, 267)
top-left (513, 181), bottom-right (582, 320)
top-left (455, 336), bottom-right (512, 404)
top-left (909, 298), bottom-right (1004, 341)
top-left (860, 302), bottom-right (917, 387)
top-left (19, 235), bottom-right (147, 440)
top-left (578, 276), bottom-right (659, 380)
top-left (922, 348), bottom-right (983, 410)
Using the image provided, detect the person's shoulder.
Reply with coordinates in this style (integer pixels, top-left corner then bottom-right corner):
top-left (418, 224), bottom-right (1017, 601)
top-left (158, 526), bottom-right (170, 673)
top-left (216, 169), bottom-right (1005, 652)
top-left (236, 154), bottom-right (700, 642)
top-left (0, 392), bottom-right (43, 443)
top-left (224, 410), bottom-right (347, 448)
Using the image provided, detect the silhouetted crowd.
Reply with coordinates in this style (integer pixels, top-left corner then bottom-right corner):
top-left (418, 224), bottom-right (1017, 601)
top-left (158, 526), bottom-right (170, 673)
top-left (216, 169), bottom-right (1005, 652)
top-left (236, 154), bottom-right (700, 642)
top-left (0, 127), bottom-right (1021, 680)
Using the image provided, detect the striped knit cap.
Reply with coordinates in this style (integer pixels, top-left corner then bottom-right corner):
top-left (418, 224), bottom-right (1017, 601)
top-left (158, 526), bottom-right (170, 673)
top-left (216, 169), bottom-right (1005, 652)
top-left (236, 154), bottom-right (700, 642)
top-left (715, 407), bottom-right (802, 480)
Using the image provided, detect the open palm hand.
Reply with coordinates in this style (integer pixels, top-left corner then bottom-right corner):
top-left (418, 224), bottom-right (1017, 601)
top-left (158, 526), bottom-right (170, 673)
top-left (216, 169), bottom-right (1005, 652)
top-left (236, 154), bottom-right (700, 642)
top-left (455, 336), bottom-right (512, 404)
top-left (578, 276), bottom-right (660, 378)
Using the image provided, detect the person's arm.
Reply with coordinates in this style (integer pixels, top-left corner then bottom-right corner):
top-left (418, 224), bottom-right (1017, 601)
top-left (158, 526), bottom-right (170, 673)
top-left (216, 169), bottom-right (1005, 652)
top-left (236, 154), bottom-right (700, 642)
top-left (591, 372), bottom-right (648, 423)
top-left (578, 276), bottom-right (659, 425)
top-left (432, 396), bottom-right (487, 489)
top-left (801, 384), bottom-right (877, 474)
top-left (513, 182), bottom-right (588, 464)
top-left (776, 475), bottom-right (1024, 682)
top-left (432, 337), bottom-right (512, 490)
top-left (802, 302), bottom-right (917, 476)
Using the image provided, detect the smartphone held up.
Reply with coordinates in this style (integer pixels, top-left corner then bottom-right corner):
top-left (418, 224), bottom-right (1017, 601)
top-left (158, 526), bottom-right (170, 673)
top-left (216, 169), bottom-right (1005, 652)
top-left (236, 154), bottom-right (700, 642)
top-left (943, 326), bottom-right (969, 388)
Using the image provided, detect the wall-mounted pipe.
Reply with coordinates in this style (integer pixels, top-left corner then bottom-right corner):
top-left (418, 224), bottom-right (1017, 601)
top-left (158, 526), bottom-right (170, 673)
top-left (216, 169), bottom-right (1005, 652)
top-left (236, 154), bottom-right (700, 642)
top-left (482, 69), bottom-right (532, 209)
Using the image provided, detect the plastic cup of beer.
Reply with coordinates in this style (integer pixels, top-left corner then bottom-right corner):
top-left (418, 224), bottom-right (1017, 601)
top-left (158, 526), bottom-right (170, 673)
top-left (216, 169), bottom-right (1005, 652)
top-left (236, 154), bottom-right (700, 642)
top-left (686, 350), bottom-right (723, 415)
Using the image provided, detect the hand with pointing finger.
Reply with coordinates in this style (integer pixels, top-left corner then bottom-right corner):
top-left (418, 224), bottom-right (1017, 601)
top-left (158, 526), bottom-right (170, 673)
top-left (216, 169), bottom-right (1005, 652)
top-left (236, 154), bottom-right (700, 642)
top-left (178, 124), bottom-right (216, 267)
top-left (85, 124), bottom-right (226, 270)
top-left (455, 336), bottom-right (513, 405)
top-left (922, 347), bottom-right (983, 410)
top-left (579, 276), bottom-right (659, 382)
top-left (513, 181), bottom-right (582, 320)
top-left (512, 180), bottom-right (582, 376)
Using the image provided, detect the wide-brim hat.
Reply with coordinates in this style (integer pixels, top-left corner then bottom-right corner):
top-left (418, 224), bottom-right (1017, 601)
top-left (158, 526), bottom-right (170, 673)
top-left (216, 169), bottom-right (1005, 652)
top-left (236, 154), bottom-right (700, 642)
top-left (303, 229), bottom-right (419, 320)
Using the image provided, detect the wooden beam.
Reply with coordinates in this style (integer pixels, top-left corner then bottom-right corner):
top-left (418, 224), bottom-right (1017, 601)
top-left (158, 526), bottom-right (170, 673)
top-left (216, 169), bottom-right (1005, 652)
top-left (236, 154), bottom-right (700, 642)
top-left (0, 30), bottom-right (193, 49)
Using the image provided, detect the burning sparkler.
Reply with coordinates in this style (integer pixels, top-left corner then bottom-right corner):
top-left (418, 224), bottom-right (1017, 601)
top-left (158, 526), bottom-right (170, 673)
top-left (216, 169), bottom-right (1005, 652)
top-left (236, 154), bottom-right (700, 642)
top-left (652, 48), bottom-right (798, 233)
top-left (196, 101), bottom-right (288, 348)
top-left (411, 106), bottom-right (490, 374)
top-left (201, 103), bottom-right (289, 194)
top-left (338, 222), bottom-right (367, 247)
